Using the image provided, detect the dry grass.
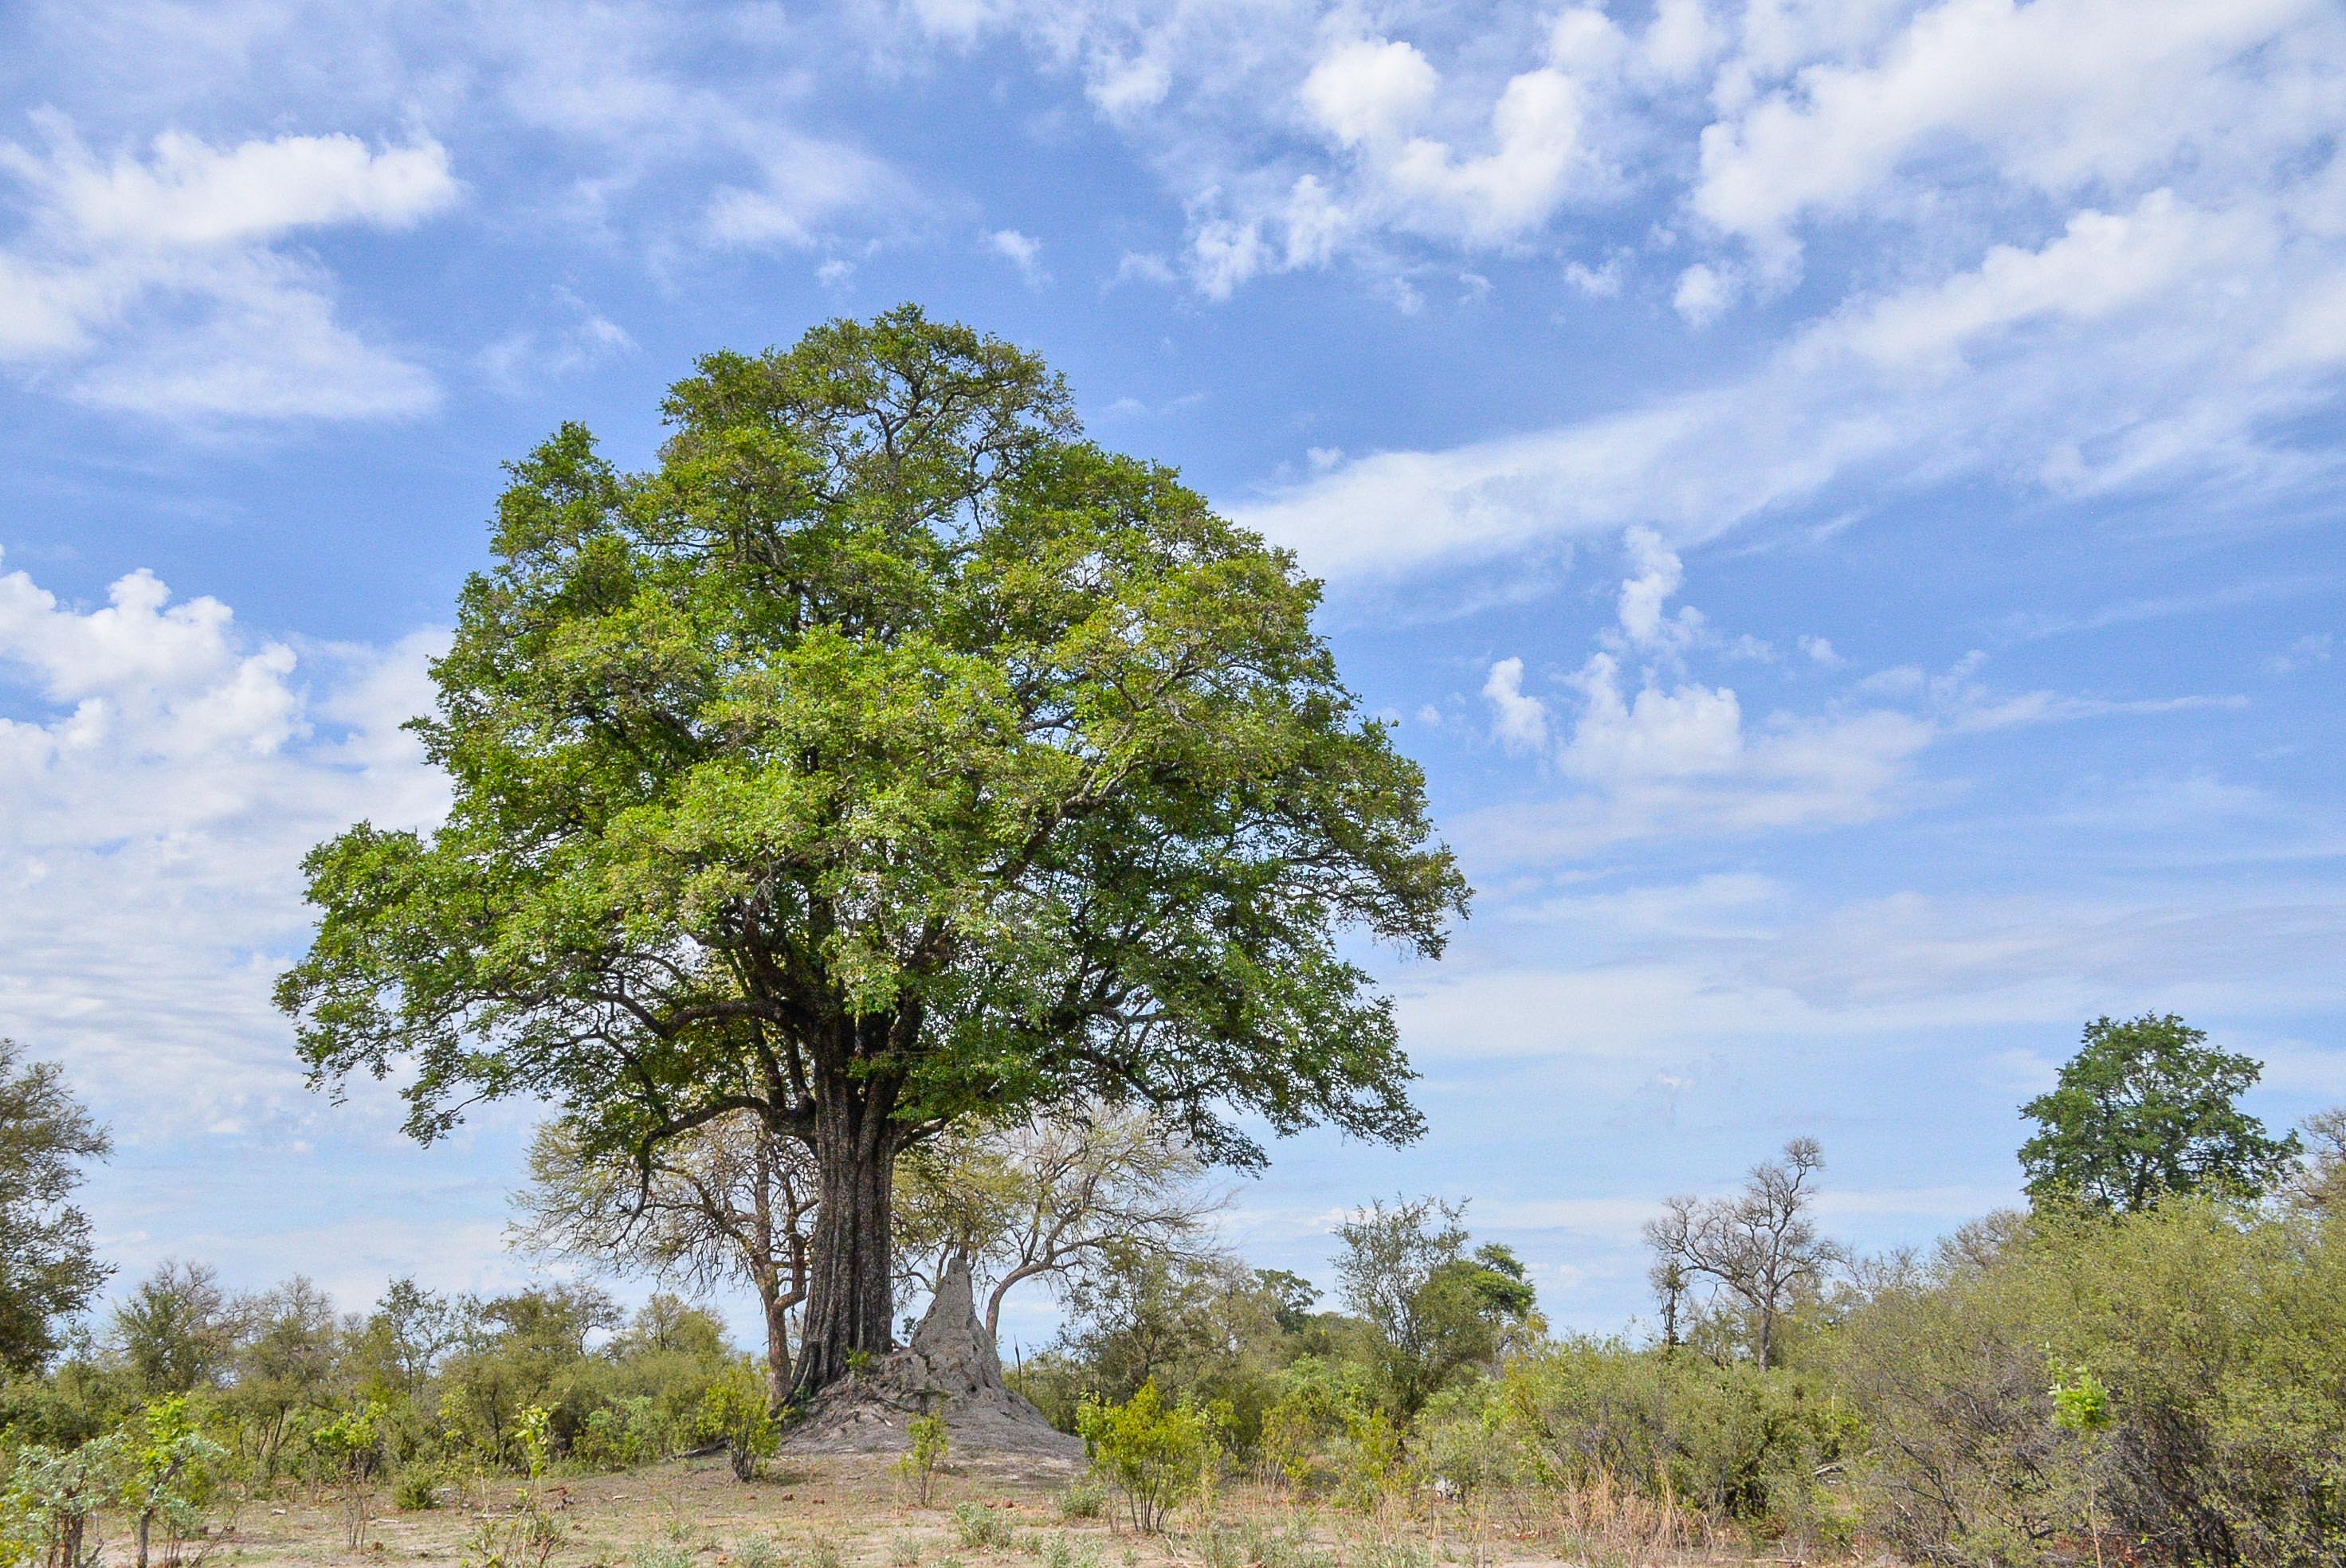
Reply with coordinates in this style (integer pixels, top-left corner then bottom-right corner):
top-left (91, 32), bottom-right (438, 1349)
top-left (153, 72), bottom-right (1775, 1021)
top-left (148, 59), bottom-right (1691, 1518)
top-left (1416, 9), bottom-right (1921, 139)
top-left (117, 1454), bottom-right (1887, 1568)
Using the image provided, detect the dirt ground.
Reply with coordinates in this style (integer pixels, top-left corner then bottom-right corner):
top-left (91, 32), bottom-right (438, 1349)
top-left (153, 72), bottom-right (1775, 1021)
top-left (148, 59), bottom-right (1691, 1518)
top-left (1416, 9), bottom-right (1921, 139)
top-left (139, 1452), bottom-right (1862, 1568)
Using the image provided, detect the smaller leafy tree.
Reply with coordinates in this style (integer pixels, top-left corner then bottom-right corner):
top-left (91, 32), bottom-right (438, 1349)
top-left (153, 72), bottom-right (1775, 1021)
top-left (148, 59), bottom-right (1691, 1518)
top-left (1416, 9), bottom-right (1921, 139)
top-left (117, 1397), bottom-right (225, 1568)
top-left (696, 1367), bottom-right (777, 1483)
top-left (2, 1434), bottom-right (124, 1568)
top-left (1336, 1198), bottom-right (1540, 1415)
top-left (312, 1396), bottom-right (391, 1550)
top-left (2020, 1014), bottom-right (2301, 1211)
top-left (896, 1410), bottom-right (950, 1505)
top-left (1076, 1381), bottom-right (1226, 1533)
top-left (2049, 1362), bottom-right (2114, 1568)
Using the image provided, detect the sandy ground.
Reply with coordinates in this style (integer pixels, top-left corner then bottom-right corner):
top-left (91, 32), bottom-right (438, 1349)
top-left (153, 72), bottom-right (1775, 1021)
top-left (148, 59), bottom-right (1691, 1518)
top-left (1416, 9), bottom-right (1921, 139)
top-left (128, 1452), bottom-right (1853, 1568)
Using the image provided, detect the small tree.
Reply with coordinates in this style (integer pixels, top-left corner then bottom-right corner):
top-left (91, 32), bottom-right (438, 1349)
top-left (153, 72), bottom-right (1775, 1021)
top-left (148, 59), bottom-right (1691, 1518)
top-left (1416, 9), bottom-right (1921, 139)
top-left (1644, 1138), bottom-right (1838, 1370)
top-left (312, 1396), bottom-right (390, 1550)
top-left (2019, 1014), bottom-right (2300, 1211)
top-left (1077, 1380), bottom-right (1225, 1533)
top-left (1335, 1198), bottom-right (1538, 1417)
top-left (0, 1042), bottom-right (111, 1374)
top-left (3, 1434), bottom-right (124, 1568)
top-left (896, 1409), bottom-right (950, 1505)
top-left (117, 1397), bottom-right (224, 1568)
top-left (518, 1111), bottom-right (815, 1408)
top-left (896, 1107), bottom-right (1225, 1343)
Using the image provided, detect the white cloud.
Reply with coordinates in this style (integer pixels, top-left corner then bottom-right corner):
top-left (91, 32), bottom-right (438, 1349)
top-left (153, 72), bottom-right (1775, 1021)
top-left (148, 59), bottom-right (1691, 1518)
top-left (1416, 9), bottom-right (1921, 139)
top-left (706, 134), bottom-right (918, 248)
top-left (1672, 261), bottom-right (1732, 326)
top-left (1238, 161), bottom-right (2346, 588)
top-left (26, 127), bottom-right (453, 247)
top-left (984, 225), bottom-right (1049, 284)
top-left (1693, 0), bottom-right (2322, 252)
top-left (1481, 657), bottom-right (1549, 753)
top-left (1300, 37), bottom-right (1438, 147)
top-left (0, 118), bottom-right (456, 419)
top-left (1615, 525), bottom-right (1701, 649)
top-left (475, 288), bottom-right (635, 395)
top-left (0, 552), bottom-right (445, 1139)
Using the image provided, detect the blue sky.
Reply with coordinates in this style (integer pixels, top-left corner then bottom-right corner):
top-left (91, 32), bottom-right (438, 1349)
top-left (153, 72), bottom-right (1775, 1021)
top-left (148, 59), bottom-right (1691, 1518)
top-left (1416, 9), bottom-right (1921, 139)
top-left (1, 0), bottom-right (2342, 1353)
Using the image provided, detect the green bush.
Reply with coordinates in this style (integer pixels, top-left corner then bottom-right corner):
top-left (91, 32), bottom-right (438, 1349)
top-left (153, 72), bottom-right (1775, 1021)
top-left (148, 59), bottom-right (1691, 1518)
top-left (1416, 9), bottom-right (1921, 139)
top-left (1832, 1199), bottom-right (2346, 1566)
top-left (392, 1464), bottom-right (445, 1511)
top-left (1054, 1476), bottom-right (1106, 1521)
top-left (1416, 1338), bottom-right (1850, 1535)
top-left (1074, 1382), bottom-right (1227, 1534)
top-left (952, 1501), bottom-right (1017, 1550)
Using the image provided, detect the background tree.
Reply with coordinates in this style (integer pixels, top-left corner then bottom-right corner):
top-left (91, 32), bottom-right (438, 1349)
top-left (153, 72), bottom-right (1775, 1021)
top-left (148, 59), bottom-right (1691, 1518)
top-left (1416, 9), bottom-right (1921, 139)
top-left (0, 1041), bottom-right (110, 1373)
top-left (2019, 1013), bottom-right (2301, 1212)
top-left (1335, 1197), bottom-right (1538, 1416)
top-left (279, 307), bottom-right (1466, 1401)
top-left (895, 1106), bottom-right (1225, 1342)
top-left (109, 1261), bottom-right (239, 1395)
top-left (2288, 1106), bottom-right (2346, 1216)
top-left (519, 1111), bottom-right (814, 1407)
top-left (1644, 1138), bottom-right (1838, 1371)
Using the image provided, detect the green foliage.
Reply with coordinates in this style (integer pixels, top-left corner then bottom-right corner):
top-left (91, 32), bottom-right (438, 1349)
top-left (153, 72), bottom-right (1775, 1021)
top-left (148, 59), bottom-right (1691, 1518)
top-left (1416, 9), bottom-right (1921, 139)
top-left (1075, 1380), bottom-right (1227, 1533)
top-left (1336, 1199), bottom-right (1539, 1417)
top-left (108, 1263), bottom-right (237, 1397)
top-left (696, 1364), bottom-right (777, 1482)
top-left (1, 1433), bottom-right (122, 1568)
top-left (952, 1501), bottom-right (1018, 1550)
top-left (0, 1045), bottom-right (110, 1378)
top-left (1257, 1355), bottom-right (1371, 1494)
top-left (313, 1394), bottom-right (393, 1549)
top-left (116, 1396), bottom-right (226, 1568)
top-left (1416, 1339), bottom-right (1850, 1532)
top-left (392, 1464), bottom-right (445, 1511)
top-left (1054, 1476), bottom-right (1107, 1520)
top-left (896, 1410), bottom-right (950, 1504)
top-left (277, 306), bottom-right (1466, 1397)
top-left (1833, 1198), bottom-right (2346, 1566)
top-left (2020, 1013), bottom-right (2302, 1211)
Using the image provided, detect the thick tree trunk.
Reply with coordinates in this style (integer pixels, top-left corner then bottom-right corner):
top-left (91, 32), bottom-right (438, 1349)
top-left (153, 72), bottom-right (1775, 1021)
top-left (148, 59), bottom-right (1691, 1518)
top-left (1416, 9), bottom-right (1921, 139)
top-left (787, 1070), bottom-right (900, 1401)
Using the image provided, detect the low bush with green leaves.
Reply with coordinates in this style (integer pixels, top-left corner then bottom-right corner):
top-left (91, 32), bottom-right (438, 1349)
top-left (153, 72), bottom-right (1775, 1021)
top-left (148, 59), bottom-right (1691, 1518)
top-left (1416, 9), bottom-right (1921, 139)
top-left (1074, 1382), bottom-right (1228, 1534)
top-left (953, 1501), bottom-right (1018, 1550)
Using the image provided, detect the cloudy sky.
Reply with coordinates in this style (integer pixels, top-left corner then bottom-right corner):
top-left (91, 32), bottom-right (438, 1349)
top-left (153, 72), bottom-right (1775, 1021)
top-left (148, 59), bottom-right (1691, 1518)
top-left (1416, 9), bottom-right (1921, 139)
top-left (2, 0), bottom-right (2342, 1350)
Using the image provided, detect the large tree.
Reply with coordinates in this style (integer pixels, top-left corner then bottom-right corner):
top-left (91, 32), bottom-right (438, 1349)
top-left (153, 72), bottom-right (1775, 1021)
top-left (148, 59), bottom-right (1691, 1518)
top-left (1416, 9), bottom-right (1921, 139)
top-left (278, 308), bottom-right (1466, 1401)
top-left (2018, 1013), bottom-right (2300, 1212)
top-left (0, 1041), bottom-right (111, 1371)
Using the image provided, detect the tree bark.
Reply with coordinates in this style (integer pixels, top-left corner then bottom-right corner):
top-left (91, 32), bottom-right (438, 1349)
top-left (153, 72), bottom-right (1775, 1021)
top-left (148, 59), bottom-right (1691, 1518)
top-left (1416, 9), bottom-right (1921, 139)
top-left (757, 1264), bottom-right (794, 1411)
top-left (787, 1066), bottom-right (900, 1401)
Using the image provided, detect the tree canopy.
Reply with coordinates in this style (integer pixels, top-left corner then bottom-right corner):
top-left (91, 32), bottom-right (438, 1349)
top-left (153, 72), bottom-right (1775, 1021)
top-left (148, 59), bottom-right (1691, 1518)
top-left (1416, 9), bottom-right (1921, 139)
top-left (2018, 1013), bottom-right (2300, 1212)
top-left (0, 1041), bottom-right (111, 1372)
top-left (277, 306), bottom-right (1467, 1397)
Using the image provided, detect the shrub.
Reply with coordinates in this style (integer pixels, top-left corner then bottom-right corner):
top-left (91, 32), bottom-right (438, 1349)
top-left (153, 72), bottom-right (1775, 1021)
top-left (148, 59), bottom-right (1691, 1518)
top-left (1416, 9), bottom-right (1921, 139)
top-left (1831, 1198), bottom-right (2346, 1566)
top-left (392, 1463), bottom-right (447, 1511)
top-left (1074, 1382), bottom-right (1227, 1534)
top-left (953, 1502), bottom-right (1016, 1550)
top-left (2, 1434), bottom-right (124, 1568)
top-left (1055, 1476), bottom-right (1107, 1521)
top-left (696, 1366), bottom-right (778, 1484)
top-left (896, 1412), bottom-right (951, 1505)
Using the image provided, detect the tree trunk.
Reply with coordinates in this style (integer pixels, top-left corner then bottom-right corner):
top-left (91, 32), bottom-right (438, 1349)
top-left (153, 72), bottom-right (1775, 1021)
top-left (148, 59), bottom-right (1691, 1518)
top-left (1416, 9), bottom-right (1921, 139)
top-left (756, 1266), bottom-right (794, 1412)
top-left (787, 1069), bottom-right (900, 1401)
